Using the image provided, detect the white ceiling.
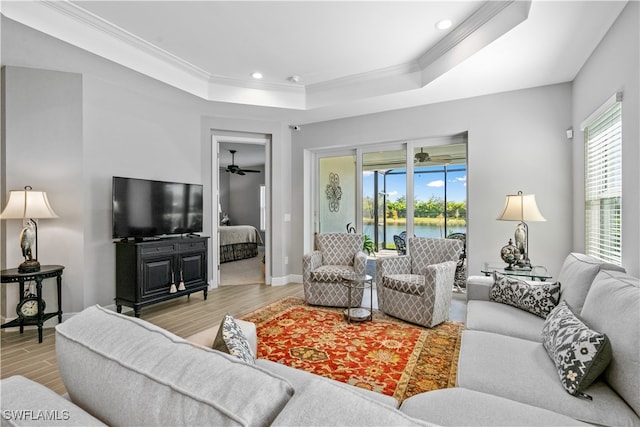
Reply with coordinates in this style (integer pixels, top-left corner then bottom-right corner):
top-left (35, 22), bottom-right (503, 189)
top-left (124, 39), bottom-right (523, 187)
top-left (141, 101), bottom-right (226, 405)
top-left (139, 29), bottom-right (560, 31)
top-left (0, 1), bottom-right (627, 124)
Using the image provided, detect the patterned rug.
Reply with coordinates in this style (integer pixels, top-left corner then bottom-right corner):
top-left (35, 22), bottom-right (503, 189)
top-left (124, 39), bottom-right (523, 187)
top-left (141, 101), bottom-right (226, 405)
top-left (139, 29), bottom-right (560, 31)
top-left (240, 297), bottom-right (463, 403)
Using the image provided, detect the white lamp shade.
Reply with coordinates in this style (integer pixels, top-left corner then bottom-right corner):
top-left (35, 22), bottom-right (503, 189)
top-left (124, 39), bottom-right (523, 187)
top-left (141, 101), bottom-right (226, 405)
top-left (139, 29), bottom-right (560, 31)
top-left (0, 190), bottom-right (59, 219)
top-left (497, 192), bottom-right (545, 222)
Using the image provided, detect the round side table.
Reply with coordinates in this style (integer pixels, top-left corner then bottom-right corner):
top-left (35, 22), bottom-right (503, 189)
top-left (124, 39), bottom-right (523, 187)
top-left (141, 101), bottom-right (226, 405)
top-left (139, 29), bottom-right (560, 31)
top-left (341, 273), bottom-right (373, 323)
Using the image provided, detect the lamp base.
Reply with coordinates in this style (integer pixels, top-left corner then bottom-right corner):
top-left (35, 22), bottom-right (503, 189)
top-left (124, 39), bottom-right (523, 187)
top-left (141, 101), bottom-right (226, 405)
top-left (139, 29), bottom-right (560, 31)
top-left (18, 260), bottom-right (40, 273)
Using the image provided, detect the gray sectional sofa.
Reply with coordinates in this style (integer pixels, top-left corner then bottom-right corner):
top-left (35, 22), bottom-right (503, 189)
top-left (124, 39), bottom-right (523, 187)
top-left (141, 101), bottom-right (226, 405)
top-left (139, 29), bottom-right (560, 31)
top-left (1, 253), bottom-right (638, 426)
top-left (404, 253), bottom-right (638, 426)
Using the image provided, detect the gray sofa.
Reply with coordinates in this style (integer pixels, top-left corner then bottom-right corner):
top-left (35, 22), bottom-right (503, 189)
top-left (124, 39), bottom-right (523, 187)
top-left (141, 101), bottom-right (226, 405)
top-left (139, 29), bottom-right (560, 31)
top-left (402, 253), bottom-right (639, 426)
top-left (2, 253), bottom-right (637, 426)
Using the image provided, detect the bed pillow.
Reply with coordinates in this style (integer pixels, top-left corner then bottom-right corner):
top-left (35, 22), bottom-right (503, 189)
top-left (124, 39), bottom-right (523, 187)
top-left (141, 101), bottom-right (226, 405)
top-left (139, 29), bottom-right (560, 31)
top-left (213, 313), bottom-right (255, 364)
top-left (542, 301), bottom-right (612, 398)
top-left (490, 272), bottom-right (560, 318)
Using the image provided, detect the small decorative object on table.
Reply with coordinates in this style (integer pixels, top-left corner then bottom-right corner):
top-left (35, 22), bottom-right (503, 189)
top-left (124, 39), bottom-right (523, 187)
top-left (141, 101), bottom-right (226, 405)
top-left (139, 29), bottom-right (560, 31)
top-left (500, 238), bottom-right (520, 270)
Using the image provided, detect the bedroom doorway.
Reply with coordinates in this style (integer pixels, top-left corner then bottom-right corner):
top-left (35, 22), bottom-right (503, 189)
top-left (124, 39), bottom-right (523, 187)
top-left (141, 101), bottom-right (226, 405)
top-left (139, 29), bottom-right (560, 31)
top-left (213, 132), bottom-right (269, 287)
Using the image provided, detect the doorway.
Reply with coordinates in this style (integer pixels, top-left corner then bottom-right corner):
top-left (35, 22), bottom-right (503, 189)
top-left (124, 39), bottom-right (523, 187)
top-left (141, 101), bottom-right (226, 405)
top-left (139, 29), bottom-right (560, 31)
top-left (212, 132), bottom-right (270, 286)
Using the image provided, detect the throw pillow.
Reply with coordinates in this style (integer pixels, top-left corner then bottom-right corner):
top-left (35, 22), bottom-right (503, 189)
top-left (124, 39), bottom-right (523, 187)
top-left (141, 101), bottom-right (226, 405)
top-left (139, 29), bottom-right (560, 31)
top-left (490, 272), bottom-right (560, 318)
top-left (542, 301), bottom-right (612, 399)
top-left (212, 313), bottom-right (255, 364)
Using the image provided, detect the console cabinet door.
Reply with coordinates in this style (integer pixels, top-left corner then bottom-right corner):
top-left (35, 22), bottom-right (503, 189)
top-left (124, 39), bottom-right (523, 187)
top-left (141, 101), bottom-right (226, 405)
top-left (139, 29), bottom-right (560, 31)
top-left (179, 252), bottom-right (206, 287)
top-left (141, 256), bottom-right (173, 298)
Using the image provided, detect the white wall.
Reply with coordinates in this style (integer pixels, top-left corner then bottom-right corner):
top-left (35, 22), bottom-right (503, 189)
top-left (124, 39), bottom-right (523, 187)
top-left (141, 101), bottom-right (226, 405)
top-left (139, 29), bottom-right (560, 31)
top-left (229, 165), bottom-right (265, 241)
top-left (572, 1), bottom-right (639, 277)
top-left (1, 17), bottom-right (296, 319)
top-left (292, 83), bottom-right (574, 278)
top-left (2, 67), bottom-right (84, 319)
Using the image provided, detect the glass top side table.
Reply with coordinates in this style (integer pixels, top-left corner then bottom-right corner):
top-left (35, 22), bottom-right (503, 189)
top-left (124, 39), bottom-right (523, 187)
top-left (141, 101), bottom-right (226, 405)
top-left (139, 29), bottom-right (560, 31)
top-left (340, 273), bottom-right (373, 322)
top-left (481, 263), bottom-right (552, 281)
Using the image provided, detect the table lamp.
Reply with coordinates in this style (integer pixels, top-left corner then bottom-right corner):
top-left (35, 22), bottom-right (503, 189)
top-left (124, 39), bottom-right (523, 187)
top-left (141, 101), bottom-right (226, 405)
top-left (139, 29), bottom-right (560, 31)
top-left (497, 190), bottom-right (545, 269)
top-left (0, 186), bottom-right (59, 273)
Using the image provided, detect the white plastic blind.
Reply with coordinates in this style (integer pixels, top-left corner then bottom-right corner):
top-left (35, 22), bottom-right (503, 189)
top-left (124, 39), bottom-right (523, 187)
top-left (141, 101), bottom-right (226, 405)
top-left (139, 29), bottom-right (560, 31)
top-left (584, 99), bottom-right (622, 265)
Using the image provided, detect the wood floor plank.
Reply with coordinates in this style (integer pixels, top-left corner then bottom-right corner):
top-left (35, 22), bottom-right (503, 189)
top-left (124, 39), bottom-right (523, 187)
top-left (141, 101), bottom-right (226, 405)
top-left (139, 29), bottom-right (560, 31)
top-left (1, 283), bottom-right (466, 397)
top-left (1, 283), bottom-right (304, 394)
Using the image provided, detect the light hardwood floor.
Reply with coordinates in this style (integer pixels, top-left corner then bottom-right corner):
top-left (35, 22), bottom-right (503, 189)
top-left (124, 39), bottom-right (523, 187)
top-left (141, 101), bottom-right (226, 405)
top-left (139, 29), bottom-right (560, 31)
top-left (0, 283), bottom-right (466, 395)
top-left (0, 283), bottom-right (305, 395)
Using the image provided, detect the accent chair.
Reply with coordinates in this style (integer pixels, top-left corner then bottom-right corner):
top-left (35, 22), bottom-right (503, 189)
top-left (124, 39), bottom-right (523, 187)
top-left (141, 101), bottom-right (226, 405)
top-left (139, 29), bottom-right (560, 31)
top-left (376, 237), bottom-right (462, 327)
top-left (303, 233), bottom-right (366, 307)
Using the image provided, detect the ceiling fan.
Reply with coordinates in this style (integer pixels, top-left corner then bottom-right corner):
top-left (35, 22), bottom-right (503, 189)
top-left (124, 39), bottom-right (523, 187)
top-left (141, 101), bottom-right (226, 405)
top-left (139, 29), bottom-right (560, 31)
top-left (225, 150), bottom-right (260, 175)
top-left (413, 148), bottom-right (462, 165)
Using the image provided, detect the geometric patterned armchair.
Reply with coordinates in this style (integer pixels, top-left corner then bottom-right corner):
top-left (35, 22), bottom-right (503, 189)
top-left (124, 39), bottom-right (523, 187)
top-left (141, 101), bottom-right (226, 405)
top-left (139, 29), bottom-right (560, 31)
top-left (376, 237), bottom-right (463, 327)
top-left (303, 233), bottom-right (366, 307)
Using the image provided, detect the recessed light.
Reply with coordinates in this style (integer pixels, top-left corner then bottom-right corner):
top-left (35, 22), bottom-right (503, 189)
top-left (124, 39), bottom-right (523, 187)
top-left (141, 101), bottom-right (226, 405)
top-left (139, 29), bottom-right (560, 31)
top-left (251, 72), bottom-right (263, 80)
top-left (435, 19), bottom-right (453, 30)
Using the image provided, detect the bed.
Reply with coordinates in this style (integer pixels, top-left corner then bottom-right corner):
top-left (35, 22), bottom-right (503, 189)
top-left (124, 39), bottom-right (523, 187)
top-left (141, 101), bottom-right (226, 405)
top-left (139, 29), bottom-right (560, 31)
top-left (219, 225), bottom-right (263, 263)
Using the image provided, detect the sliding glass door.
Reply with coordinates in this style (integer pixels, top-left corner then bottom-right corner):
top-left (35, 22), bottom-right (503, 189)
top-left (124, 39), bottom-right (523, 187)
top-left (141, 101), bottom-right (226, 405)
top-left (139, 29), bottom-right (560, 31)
top-left (314, 137), bottom-right (467, 254)
top-left (412, 143), bottom-right (467, 239)
top-left (318, 154), bottom-right (356, 233)
top-left (362, 146), bottom-right (406, 251)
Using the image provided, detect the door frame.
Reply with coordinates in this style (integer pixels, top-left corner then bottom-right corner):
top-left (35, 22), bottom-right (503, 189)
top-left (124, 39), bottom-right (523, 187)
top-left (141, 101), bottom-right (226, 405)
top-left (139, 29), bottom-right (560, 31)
top-left (211, 132), bottom-right (271, 288)
top-left (308, 136), bottom-right (467, 255)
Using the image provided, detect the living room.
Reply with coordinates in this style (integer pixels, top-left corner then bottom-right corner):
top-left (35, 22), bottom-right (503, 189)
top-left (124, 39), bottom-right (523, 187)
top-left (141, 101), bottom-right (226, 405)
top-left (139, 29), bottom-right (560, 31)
top-left (0, 1), bottom-right (639, 424)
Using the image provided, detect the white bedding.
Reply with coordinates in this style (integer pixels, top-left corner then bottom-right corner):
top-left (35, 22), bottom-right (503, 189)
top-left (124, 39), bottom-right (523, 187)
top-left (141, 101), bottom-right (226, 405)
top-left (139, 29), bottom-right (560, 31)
top-left (219, 225), bottom-right (263, 246)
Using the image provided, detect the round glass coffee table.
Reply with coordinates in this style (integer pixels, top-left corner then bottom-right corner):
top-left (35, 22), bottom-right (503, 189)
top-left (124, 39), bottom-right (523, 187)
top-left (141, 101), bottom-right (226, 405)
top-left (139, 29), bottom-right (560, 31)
top-left (341, 273), bottom-right (373, 323)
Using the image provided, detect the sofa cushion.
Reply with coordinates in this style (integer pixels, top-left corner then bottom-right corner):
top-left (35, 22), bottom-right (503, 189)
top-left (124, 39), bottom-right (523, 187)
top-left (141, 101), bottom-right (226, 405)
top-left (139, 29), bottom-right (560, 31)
top-left (55, 305), bottom-right (294, 427)
top-left (408, 237), bottom-right (462, 276)
top-left (0, 375), bottom-right (106, 426)
top-left (315, 233), bottom-right (362, 266)
top-left (490, 272), bottom-right (560, 318)
top-left (466, 300), bottom-right (545, 342)
top-left (457, 330), bottom-right (639, 426)
top-left (310, 265), bottom-right (355, 282)
top-left (264, 363), bottom-right (429, 426)
top-left (542, 301), bottom-right (612, 398)
top-left (400, 388), bottom-right (589, 426)
top-left (212, 313), bottom-right (256, 364)
top-left (557, 253), bottom-right (625, 314)
top-left (384, 274), bottom-right (425, 296)
top-left (581, 270), bottom-right (640, 417)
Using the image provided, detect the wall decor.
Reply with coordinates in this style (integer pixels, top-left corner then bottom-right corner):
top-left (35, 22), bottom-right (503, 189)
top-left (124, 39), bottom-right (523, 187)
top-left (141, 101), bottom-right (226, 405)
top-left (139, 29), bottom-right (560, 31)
top-left (325, 172), bottom-right (342, 212)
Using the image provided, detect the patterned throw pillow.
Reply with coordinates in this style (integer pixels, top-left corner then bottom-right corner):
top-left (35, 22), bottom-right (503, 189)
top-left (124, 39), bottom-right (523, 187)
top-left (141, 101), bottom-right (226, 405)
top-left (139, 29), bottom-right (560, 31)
top-left (542, 301), bottom-right (612, 399)
top-left (212, 313), bottom-right (255, 364)
top-left (490, 272), bottom-right (560, 318)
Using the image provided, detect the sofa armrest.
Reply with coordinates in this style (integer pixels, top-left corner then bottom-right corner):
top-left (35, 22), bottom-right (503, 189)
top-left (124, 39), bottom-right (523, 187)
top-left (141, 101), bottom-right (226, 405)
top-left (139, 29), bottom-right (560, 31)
top-left (1, 376), bottom-right (106, 426)
top-left (302, 251), bottom-right (323, 282)
top-left (354, 251), bottom-right (367, 275)
top-left (466, 275), bottom-right (494, 301)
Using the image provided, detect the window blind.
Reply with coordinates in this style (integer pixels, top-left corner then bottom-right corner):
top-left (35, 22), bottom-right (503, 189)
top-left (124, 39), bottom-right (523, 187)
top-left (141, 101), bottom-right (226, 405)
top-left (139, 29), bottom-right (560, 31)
top-left (584, 98), bottom-right (622, 265)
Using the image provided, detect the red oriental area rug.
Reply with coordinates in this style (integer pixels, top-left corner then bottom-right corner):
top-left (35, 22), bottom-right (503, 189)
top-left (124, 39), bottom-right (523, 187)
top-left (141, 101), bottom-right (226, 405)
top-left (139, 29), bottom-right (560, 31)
top-left (240, 297), bottom-right (463, 403)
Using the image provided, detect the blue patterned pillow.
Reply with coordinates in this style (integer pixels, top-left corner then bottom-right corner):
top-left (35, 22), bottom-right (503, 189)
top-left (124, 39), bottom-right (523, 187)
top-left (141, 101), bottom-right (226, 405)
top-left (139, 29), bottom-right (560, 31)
top-left (490, 272), bottom-right (560, 318)
top-left (542, 301), bottom-right (612, 399)
top-left (212, 314), bottom-right (255, 364)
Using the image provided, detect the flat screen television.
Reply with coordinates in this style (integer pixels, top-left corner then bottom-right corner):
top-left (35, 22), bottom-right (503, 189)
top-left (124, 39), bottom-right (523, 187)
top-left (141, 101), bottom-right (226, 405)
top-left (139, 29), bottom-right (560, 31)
top-left (112, 176), bottom-right (203, 240)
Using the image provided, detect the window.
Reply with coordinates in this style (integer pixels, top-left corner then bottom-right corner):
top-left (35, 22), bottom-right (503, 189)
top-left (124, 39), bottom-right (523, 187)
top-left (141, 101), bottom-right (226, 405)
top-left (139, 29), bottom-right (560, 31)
top-left (582, 93), bottom-right (622, 265)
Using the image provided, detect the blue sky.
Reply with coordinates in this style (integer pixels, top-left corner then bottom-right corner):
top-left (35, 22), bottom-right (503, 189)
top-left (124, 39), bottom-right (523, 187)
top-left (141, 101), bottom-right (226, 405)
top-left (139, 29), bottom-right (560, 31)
top-left (363, 166), bottom-right (467, 203)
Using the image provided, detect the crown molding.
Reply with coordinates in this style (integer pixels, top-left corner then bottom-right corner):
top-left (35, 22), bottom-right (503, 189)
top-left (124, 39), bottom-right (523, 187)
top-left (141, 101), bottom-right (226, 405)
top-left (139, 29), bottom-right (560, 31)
top-left (2, 0), bottom-right (530, 111)
top-left (418, 1), bottom-right (531, 86)
top-left (43, 1), bottom-right (212, 81)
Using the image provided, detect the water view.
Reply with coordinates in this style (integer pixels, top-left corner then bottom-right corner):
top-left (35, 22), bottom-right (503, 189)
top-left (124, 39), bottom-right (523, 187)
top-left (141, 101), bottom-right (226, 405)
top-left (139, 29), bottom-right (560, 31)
top-left (364, 222), bottom-right (466, 249)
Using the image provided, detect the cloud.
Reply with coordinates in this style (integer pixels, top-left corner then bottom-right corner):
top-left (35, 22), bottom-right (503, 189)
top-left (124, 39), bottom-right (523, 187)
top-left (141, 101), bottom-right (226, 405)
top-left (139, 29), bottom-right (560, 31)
top-left (427, 180), bottom-right (445, 188)
top-left (363, 171), bottom-right (374, 177)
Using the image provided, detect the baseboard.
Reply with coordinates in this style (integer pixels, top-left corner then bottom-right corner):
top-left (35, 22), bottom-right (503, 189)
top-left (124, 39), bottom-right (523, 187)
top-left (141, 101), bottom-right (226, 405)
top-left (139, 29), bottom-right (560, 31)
top-left (271, 274), bottom-right (302, 286)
